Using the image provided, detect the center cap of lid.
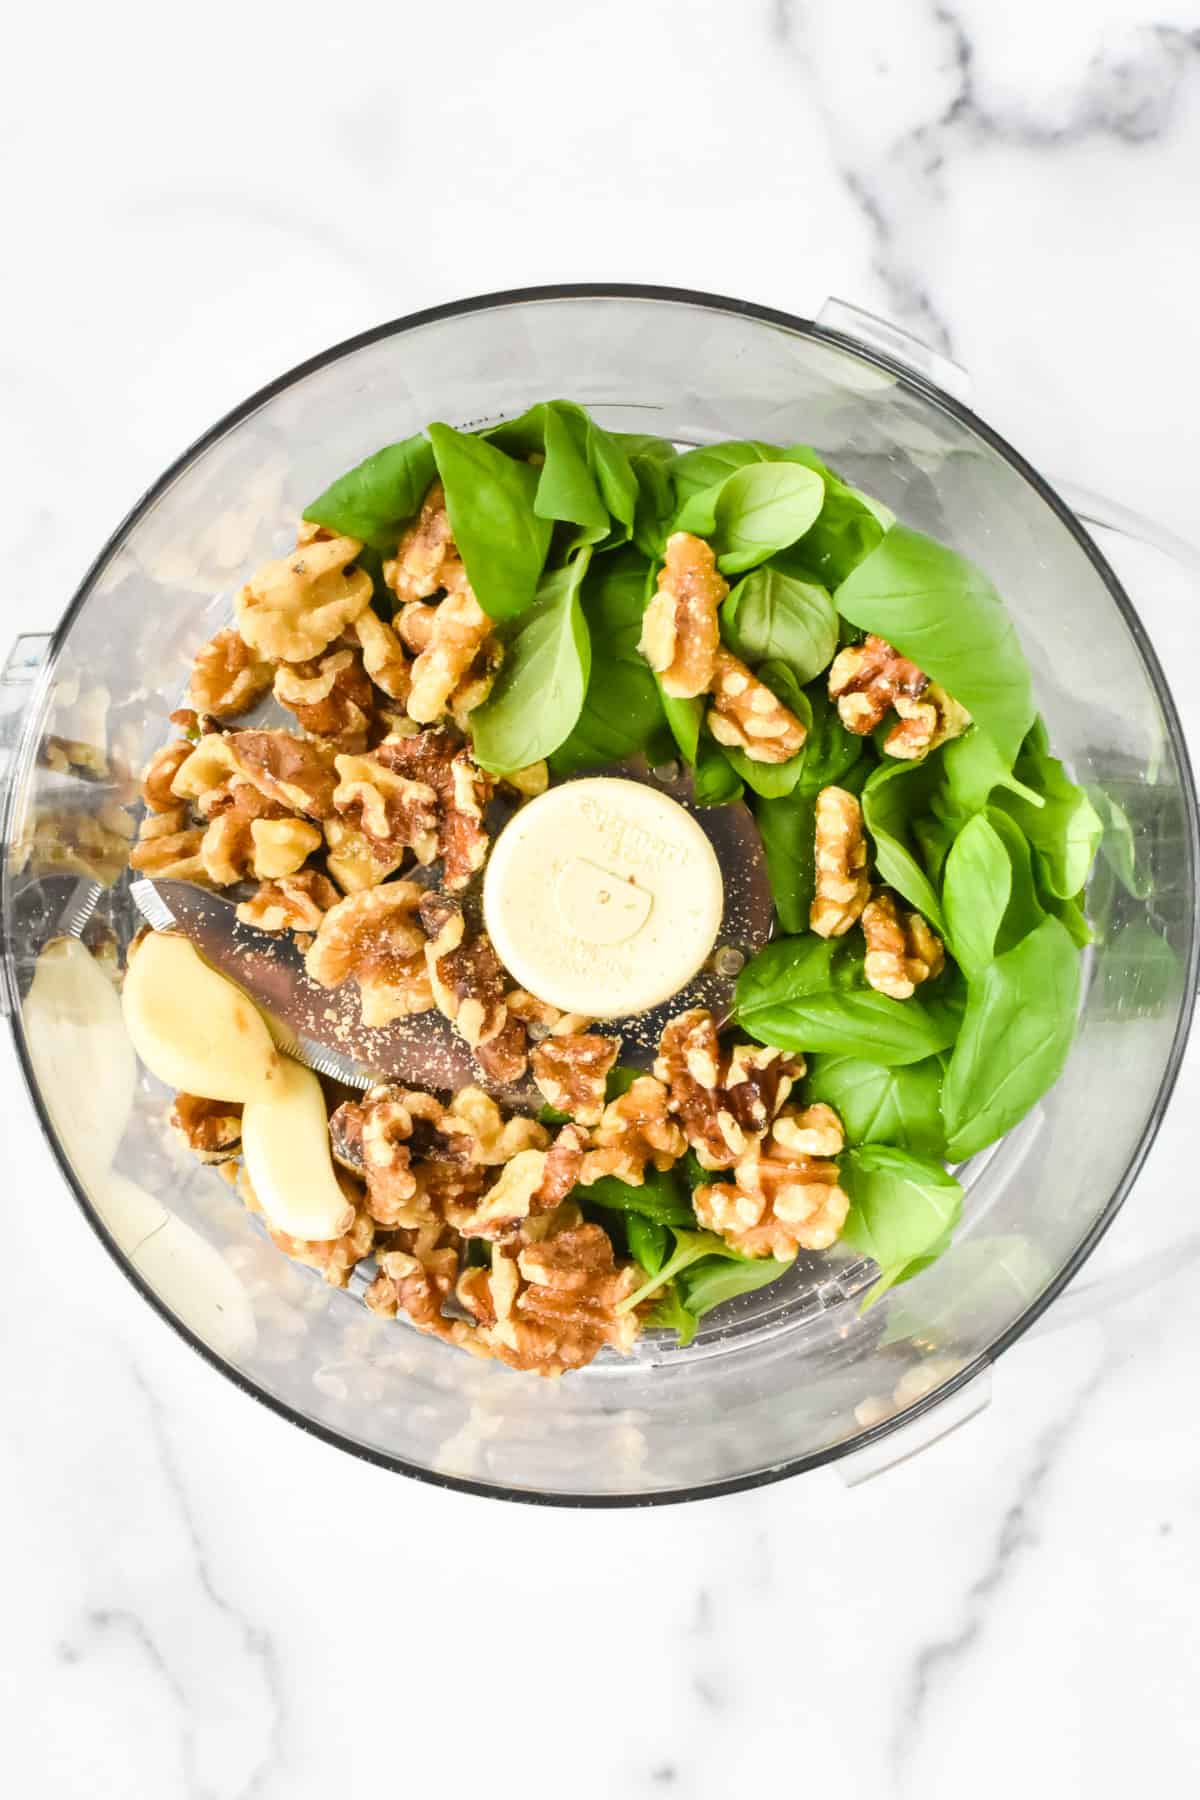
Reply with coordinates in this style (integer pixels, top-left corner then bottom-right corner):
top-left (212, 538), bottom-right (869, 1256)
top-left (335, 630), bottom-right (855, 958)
top-left (482, 777), bottom-right (725, 1020)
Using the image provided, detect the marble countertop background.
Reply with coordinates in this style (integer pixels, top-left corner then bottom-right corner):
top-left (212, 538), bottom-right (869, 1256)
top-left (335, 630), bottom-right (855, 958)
top-left (4, 2), bottom-right (1200, 1794)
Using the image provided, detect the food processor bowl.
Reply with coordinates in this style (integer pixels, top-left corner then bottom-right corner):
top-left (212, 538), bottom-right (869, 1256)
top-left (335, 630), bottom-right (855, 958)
top-left (3, 287), bottom-right (1196, 1503)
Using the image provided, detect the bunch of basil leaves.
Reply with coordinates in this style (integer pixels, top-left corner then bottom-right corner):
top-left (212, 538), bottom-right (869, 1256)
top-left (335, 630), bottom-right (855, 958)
top-left (304, 405), bottom-right (1105, 1326)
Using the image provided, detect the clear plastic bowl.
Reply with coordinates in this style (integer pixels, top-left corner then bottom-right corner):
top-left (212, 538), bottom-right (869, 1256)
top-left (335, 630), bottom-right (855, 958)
top-left (2, 286), bottom-right (1196, 1503)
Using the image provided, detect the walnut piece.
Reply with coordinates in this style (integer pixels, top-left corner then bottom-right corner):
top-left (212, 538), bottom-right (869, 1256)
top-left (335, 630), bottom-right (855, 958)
top-left (506, 989), bottom-right (594, 1041)
top-left (268, 1172), bottom-right (376, 1289)
top-left (884, 683), bottom-right (972, 760)
top-left (188, 626), bottom-right (274, 719)
top-left (327, 1084), bottom-right (474, 1226)
top-left (419, 891), bottom-right (527, 1082)
top-left (273, 646), bottom-right (373, 750)
top-left (579, 1076), bottom-right (687, 1186)
top-left (333, 747), bottom-right (439, 862)
top-left (141, 739), bottom-right (195, 813)
top-left (223, 730), bottom-right (337, 819)
top-left (707, 648), bottom-right (807, 764)
top-left (322, 816), bottom-right (408, 894)
top-left (861, 891), bottom-right (945, 998)
top-left (459, 1125), bottom-right (587, 1241)
top-left (193, 778), bottom-right (320, 886)
top-left (365, 1224), bottom-right (476, 1347)
top-left (383, 481), bottom-right (468, 604)
top-left (638, 531), bottom-right (724, 698)
top-left (654, 1008), bottom-right (800, 1169)
top-left (372, 730), bottom-right (492, 891)
top-left (694, 1103), bottom-right (849, 1258)
top-left (810, 785), bottom-right (870, 938)
top-left (407, 591), bottom-right (495, 725)
top-left (129, 820), bottom-right (207, 881)
top-left (352, 607), bottom-right (411, 702)
top-left (827, 634), bottom-right (929, 736)
top-left (170, 1092), bottom-right (242, 1165)
top-left (305, 881), bottom-right (434, 1026)
top-left (236, 868), bottom-right (340, 932)
top-left (531, 1034), bottom-right (619, 1127)
top-left (235, 533), bottom-right (373, 662)
top-left (457, 1209), bottom-right (640, 1375)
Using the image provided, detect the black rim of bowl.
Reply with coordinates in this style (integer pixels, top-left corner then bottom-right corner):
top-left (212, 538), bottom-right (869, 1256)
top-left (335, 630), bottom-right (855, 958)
top-left (6, 282), bottom-right (1199, 1507)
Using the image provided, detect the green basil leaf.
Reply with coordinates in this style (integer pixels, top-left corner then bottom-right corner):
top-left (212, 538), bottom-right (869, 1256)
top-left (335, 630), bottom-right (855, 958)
top-left (428, 422), bottom-right (553, 620)
top-left (693, 736), bottom-right (744, 805)
top-left (796, 686), bottom-right (865, 792)
top-left (710, 463), bottom-right (827, 575)
top-left (583, 414), bottom-right (639, 536)
top-left (549, 549), bottom-right (667, 774)
top-left (648, 1281), bottom-right (699, 1346)
top-left (754, 788), bottom-right (818, 933)
top-left (627, 1213), bottom-right (671, 1277)
top-left (773, 447), bottom-right (887, 586)
top-left (1089, 788), bottom-right (1151, 900)
top-left (677, 1254), bottom-right (795, 1319)
top-left (672, 440), bottom-right (784, 516)
top-left (941, 914), bottom-right (1082, 1161)
top-left (937, 726), bottom-right (1044, 822)
top-left (537, 403), bottom-right (610, 533)
top-left (861, 759), bottom-right (947, 934)
top-left (303, 433), bottom-right (436, 551)
top-left (721, 565), bottom-right (838, 686)
top-left (484, 405), bottom-right (548, 459)
top-left (993, 730), bottom-right (1103, 899)
top-left (469, 550), bottom-right (592, 772)
top-left (986, 807), bottom-right (1047, 952)
top-left (581, 1165), bottom-right (697, 1228)
top-left (841, 1145), bottom-right (963, 1307)
top-left (658, 689), bottom-right (704, 766)
top-left (735, 936), bottom-right (960, 1066)
top-left (834, 525), bottom-right (1035, 767)
top-left (804, 1053), bottom-right (946, 1157)
top-left (618, 1228), bottom-right (750, 1314)
top-left (629, 452), bottom-right (676, 559)
top-left (942, 812), bottom-right (1013, 978)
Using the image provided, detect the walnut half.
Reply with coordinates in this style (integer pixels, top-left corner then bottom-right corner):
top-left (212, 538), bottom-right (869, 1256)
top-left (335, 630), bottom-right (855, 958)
top-left (305, 881), bottom-right (433, 1027)
top-left (707, 649), bottom-right (807, 765)
top-left (810, 785), bottom-right (870, 939)
top-left (638, 531), bottom-right (724, 698)
top-left (861, 891), bottom-right (945, 998)
top-left (694, 1103), bottom-right (849, 1258)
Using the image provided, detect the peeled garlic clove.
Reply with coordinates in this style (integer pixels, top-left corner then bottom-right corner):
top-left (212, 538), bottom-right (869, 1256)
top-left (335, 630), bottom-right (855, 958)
top-left (241, 1056), bottom-right (356, 1242)
top-left (122, 933), bottom-right (280, 1103)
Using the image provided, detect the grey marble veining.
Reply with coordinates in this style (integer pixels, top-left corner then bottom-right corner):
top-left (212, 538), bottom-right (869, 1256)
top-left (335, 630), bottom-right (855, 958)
top-left (3, 1), bottom-right (1199, 1794)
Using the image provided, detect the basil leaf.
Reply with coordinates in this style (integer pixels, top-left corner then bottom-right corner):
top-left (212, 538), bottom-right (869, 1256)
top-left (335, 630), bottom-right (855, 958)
top-left (657, 689), bottom-right (703, 767)
top-left (993, 730), bottom-right (1103, 900)
top-left (861, 760), bottom-right (947, 934)
top-left (537, 403), bottom-right (610, 534)
top-left (797, 686), bottom-right (864, 792)
top-left (303, 433), bottom-right (436, 551)
top-left (834, 525), bottom-right (1036, 767)
top-left (709, 464), bottom-right (826, 575)
top-left (779, 451), bottom-right (887, 587)
top-left (805, 1053), bottom-right (946, 1157)
top-left (618, 1228), bottom-right (750, 1314)
top-left (841, 1145), bottom-right (963, 1308)
top-left (469, 550), bottom-right (592, 772)
top-left (942, 812), bottom-right (1013, 978)
top-left (754, 788), bottom-right (817, 933)
top-left (672, 441), bottom-right (783, 513)
top-left (649, 1281), bottom-right (699, 1346)
top-left (550, 550), bottom-right (667, 774)
top-left (581, 1166), bottom-right (697, 1228)
top-left (937, 726), bottom-right (1044, 822)
top-left (630, 452), bottom-right (676, 559)
top-left (941, 915), bottom-right (1082, 1161)
top-left (582, 414), bottom-right (639, 537)
top-left (677, 1254), bottom-right (795, 1319)
top-left (428, 422), bottom-right (553, 620)
top-left (721, 565), bottom-right (838, 686)
top-left (735, 936), bottom-right (960, 1066)
top-left (627, 1213), bottom-right (670, 1277)
top-left (986, 807), bottom-right (1047, 952)
top-left (693, 736), bottom-right (744, 805)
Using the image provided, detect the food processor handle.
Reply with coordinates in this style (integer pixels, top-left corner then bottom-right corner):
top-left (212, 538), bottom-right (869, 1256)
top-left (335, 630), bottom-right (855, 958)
top-left (0, 634), bottom-right (53, 1017)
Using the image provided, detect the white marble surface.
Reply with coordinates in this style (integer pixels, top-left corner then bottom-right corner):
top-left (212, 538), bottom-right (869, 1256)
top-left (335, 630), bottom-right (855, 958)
top-left (4, 1), bottom-right (1200, 1793)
